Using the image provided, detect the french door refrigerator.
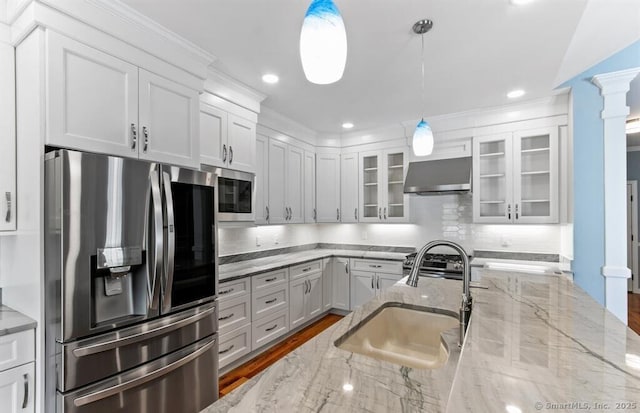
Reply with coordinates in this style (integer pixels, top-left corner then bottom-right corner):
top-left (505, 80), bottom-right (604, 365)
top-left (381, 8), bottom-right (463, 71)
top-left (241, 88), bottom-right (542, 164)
top-left (44, 149), bottom-right (219, 413)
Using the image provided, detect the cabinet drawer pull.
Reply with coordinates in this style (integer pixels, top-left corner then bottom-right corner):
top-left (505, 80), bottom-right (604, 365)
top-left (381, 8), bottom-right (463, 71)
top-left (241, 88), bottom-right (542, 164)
top-left (265, 324), bottom-right (278, 332)
top-left (265, 298), bottom-right (277, 304)
top-left (130, 123), bottom-right (137, 150)
top-left (265, 277), bottom-right (277, 282)
top-left (142, 126), bottom-right (149, 153)
top-left (369, 264), bottom-right (382, 268)
top-left (219, 288), bottom-right (235, 295)
top-left (22, 373), bottom-right (28, 409)
top-left (219, 344), bottom-right (235, 355)
top-left (218, 312), bottom-right (235, 321)
top-left (302, 267), bottom-right (311, 272)
top-left (5, 192), bottom-right (11, 223)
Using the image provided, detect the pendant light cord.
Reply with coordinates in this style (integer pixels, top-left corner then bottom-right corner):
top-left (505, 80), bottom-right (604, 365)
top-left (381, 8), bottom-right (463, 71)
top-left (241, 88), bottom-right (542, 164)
top-left (420, 32), bottom-right (425, 119)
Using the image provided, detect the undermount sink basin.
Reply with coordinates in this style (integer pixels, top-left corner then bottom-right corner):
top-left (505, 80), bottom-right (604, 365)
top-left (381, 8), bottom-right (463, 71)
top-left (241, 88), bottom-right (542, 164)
top-left (335, 303), bottom-right (459, 370)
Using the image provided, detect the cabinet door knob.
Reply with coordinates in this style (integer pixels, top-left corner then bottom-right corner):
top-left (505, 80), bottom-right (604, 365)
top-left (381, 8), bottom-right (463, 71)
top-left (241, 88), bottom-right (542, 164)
top-left (222, 144), bottom-right (227, 162)
top-left (142, 126), bottom-right (149, 153)
top-left (130, 123), bottom-right (137, 150)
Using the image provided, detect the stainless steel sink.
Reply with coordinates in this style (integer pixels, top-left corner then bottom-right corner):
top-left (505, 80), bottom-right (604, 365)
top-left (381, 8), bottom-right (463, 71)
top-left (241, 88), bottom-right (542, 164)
top-left (335, 302), bottom-right (458, 370)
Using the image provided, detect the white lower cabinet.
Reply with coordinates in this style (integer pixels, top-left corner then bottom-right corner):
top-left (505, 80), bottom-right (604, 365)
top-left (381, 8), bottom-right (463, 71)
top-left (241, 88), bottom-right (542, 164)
top-left (0, 330), bottom-right (35, 413)
top-left (218, 324), bottom-right (252, 370)
top-left (289, 272), bottom-right (323, 330)
top-left (218, 278), bottom-right (252, 370)
top-left (350, 259), bottom-right (403, 309)
top-left (252, 309), bottom-right (289, 351)
top-left (332, 258), bottom-right (351, 310)
top-left (321, 258), bottom-right (333, 311)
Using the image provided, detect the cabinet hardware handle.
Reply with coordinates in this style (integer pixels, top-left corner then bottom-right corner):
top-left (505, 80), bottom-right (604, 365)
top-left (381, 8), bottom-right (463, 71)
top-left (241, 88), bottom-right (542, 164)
top-left (130, 123), bottom-right (137, 150)
top-left (219, 288), bottom-right (234, 295)
top-left (507, 204), bottom-right (511, 220)
top-left (219, 312), bottom-right (235, 321)
top-left (337, 208), bottom-right (340, 221)
top-left (219, 344), bottom-right (235, 355)
top-left (313, 208), bottom-right (317, 221)
top-left (383, 207), bottom-right (387, 220)
top-left (289, 207), bottom-right (293, 220)
top-left (369, 264), bottom-right (382, 268)
top-left (265, 324), bottom-right (278, 332)
top-left (515, 204), bottom-right (519, 220)
top-left (302, 267), bottom-right (311, 272)
top-left (265, 298), bottom-right (277, 304)
top-left (265, 277), bottom-right (277, 282)
top-left (371, 276), bottom-right (374, 289)
top-left (5, 192), bottom-right (10, 223)
top-left (377, 276), bottom-right (380, 290)
top-left (266, 206), bottom-right (270, 221)
top-left (355, 208), bottom-right (358, 220)
top-left (378, 207), bottom-right (382, 219)
top-left (222, 144), bottom-right (227, 162)
top-left (306, 280), bottom-right (310, 294)
top-left (229, 146), bottom-right (233, 164)
top-left (22, 373), bottom-right (28, 409)
top-left (345, 263), bottom-right (349, 274)
top-left (142, 126), bottom-right (149, 153)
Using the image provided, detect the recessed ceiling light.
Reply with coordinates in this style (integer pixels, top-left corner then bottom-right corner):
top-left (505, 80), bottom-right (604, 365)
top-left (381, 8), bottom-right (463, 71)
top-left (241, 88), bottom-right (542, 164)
top-left (510, 0), bottom-right (534, 5)
top-left (342, 122), bottom-right (354, 129)
top-left (262, 74), bottom-right (279, 84)
top-left (507, 89), bottom-right (525, 99)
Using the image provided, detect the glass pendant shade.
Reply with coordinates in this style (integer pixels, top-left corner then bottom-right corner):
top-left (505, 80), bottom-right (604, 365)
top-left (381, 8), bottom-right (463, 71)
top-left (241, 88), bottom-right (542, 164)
top-left (413, 119), bottom-right (434, 156)
top-left (300, 0), bottom-right (347, 85)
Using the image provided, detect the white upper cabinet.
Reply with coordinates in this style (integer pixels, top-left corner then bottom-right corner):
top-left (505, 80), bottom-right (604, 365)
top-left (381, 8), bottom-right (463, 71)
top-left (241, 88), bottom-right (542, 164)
top-left (138, 69), bottom-right (199, 168)
top-left (473, 127), bottom-right (559, 224)
top-left (304, 151), bottom-right (317, 223)
top-left (359, 148), bottom-right (409, 223)
top-left (46, 31), bottom-right (200, 168)
top-left (286, 144), bottom-right (305, 223)
top-left (268, 139), bottom-right (287, 224)
top-left (255, 134), bottom-right (269, 225)
top-left (0, 42), bottom-right (16, 231)
top-left (200, 98), bottom-right (257, 174)
top-left (340, 153), bottom-right (359, 223)
top-left (47, 31), bottom-right (139, 159)
top-left (227, 114), bottom-right (256, 173)
top-left (316, 153), bottom-right (341, 223)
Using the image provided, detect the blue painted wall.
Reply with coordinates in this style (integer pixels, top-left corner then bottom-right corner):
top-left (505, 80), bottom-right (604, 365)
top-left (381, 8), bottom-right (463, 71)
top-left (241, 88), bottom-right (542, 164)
top-left (562, 40), bottom-right (640, 304)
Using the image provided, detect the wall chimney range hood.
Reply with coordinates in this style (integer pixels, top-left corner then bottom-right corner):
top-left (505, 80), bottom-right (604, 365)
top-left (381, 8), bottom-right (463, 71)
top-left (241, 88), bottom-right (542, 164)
top-left (403, 156), bottom-right (472, 195)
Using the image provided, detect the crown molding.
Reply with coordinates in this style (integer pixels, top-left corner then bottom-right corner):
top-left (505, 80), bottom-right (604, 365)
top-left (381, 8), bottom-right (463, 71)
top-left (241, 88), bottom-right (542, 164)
top-left (258, 106), bottom-right (318, 146)
top-left (204, 68), bottom-right (266, 114)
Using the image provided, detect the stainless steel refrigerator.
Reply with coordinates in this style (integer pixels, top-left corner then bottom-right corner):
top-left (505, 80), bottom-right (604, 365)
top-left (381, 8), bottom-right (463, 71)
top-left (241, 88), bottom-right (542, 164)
top-left (44, 149), bottom-right (219, 413)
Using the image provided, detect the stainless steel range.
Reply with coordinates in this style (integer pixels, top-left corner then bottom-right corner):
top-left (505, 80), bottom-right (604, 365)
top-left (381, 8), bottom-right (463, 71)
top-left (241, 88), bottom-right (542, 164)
top-left (402, 252), bottom-right (472, 280)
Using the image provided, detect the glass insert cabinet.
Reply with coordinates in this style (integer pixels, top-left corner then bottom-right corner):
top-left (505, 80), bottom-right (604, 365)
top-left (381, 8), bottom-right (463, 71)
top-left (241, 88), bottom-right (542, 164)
top-left (472, 127), bottom-right (559, 224)
top-left (358, 148), bottom-right (409, 223)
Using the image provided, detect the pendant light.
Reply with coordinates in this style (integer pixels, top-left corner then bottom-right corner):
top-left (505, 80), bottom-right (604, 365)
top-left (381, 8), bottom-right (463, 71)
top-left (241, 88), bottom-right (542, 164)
top-left (412, 19), bottom-right (434, 156)
top-left (300, 0), bottom-right (347, 85)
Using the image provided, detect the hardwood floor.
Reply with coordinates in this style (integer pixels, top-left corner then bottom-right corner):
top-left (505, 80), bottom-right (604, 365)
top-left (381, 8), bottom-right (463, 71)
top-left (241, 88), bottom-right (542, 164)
top-left (218, 314), bottom-right (343, 398)
top-left (630, 293), bottom-right (640, 335)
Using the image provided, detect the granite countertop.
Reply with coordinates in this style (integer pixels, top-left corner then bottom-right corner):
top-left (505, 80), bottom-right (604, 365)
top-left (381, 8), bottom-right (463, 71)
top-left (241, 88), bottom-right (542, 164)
top-left (204, 269), bottom-right (640, 412)
top-left (0, 305), bottom-right (36, 336)
top-left (219, 249), bottom-right (409, 282)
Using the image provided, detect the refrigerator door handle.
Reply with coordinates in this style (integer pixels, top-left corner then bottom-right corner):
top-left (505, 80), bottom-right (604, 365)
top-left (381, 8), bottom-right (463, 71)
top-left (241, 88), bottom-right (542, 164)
top-left (149, 171), bottom-right (163, 310)
top-left (72, 305), bottom-right (217, 357)
top-left (162, 171), bottom-right (176, 313)
top-left (72, 336), bottom-right (217, 407)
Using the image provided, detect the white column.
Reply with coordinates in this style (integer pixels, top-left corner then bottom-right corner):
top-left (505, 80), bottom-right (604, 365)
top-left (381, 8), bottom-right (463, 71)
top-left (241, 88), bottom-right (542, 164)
top-left (592, 67), bottom-right (640, 324)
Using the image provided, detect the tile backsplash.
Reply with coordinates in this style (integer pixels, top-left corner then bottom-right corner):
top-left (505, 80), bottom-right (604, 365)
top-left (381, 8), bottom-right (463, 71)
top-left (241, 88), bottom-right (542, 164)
top-left (218, 194), bottom-right (562, 256)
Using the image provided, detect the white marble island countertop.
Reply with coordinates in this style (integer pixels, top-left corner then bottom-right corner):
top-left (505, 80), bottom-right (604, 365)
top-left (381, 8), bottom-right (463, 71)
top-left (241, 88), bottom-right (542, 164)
top-left (204, 270), bottom-right (640, 412)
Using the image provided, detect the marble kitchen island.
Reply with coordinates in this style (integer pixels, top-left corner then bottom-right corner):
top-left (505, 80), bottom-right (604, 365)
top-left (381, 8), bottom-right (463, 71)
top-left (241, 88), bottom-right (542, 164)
top-left (203, 269), bottom-right (640, 412)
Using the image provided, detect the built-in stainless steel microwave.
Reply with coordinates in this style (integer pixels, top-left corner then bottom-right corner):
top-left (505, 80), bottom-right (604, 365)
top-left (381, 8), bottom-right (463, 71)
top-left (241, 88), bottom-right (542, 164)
top-left (216, 169), bottom-right (255, 222)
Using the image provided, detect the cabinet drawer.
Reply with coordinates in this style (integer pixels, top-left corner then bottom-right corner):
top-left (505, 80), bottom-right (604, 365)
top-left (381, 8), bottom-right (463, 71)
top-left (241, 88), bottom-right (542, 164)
top-left (0, 362), bottom-right (35, 413)
top-left (252, 309), bottom-right (289, 351)
top-left (218, 324), bottom-right (252, 370)
top-left (218, 295), bottom-right (251, 336)
top-left (350, 259), bottom-right (402, 275)
top-left (289, 260), bottom-right (322, 280)
top-left (218, 278), bottom-right (250, 302)
top-left (252, 284), bottom-right (288, 321)
top-left (0, 330), bottom-right (34, 373)
top-left (252, 269), bottom-right (288, 292)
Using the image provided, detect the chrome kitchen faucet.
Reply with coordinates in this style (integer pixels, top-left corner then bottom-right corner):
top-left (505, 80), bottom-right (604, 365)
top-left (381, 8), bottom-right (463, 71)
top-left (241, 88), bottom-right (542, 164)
top-left (406, 240), bottom-right (472, 347)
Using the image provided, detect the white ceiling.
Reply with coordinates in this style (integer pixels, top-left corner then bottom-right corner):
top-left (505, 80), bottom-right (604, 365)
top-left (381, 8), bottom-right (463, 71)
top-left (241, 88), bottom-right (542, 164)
top-left (121, 0), bottom-right (640, 134)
